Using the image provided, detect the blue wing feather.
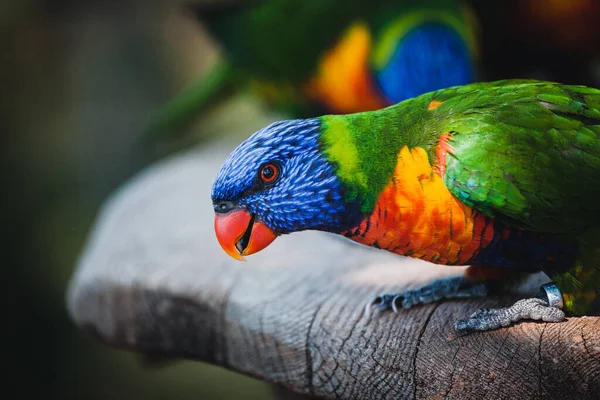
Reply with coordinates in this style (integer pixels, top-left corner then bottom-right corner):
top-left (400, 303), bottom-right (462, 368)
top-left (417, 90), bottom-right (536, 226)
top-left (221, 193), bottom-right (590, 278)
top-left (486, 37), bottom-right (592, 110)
top-left (375, 23), bottom-right (473, 104)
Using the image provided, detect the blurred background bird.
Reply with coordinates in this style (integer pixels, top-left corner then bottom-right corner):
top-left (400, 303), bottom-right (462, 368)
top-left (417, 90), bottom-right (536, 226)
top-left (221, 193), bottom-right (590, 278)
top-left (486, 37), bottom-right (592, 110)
top-left (142, 0), bottom-right (481, 146)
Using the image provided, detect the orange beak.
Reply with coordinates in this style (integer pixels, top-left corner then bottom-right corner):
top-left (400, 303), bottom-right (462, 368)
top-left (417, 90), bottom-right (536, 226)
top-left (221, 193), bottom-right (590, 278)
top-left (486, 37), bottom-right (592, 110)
top-left (214, 209), bottom-right (278, 261)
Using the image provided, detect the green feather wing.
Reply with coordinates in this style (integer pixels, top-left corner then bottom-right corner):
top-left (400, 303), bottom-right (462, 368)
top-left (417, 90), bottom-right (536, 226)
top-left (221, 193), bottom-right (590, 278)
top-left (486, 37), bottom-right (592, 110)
top-left (431, 80), bottom-right (600, 233)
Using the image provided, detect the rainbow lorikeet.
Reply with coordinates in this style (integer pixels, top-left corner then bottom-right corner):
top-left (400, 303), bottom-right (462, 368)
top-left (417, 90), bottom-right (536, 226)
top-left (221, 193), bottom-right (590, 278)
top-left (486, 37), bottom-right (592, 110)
top-left (211, 79), bottom-right (600, 334)
top-left (143, 0), bottom-right (479, 141)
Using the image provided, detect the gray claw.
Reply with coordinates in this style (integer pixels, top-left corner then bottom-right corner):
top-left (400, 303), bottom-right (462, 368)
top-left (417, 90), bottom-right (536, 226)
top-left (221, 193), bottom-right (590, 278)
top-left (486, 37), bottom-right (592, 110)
top-left (391, 295), bottom-right (404, 313)
top-left (365, 294), bottom-right (396, 315)
top-left (455, 298), bottom-right (566, 336)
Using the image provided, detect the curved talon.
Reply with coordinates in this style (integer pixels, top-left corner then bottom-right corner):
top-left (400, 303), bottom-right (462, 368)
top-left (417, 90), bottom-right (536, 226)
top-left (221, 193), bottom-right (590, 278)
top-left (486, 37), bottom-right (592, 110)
top-left (366, 293), bottom-right (408, 315)
top-left (365, 295), bottom-right (396, 315)
top-left (391, 295), bottom-right (404, 313)
top-left (365, 296), bottom-right (384, 316)
top-left (371, 295), bottom-right (384, 307)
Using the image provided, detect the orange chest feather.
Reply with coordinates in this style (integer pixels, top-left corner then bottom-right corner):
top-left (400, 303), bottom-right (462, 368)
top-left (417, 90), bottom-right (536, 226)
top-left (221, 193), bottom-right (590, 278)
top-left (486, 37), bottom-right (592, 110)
top-left (344, 146), bottom-right (496, 265)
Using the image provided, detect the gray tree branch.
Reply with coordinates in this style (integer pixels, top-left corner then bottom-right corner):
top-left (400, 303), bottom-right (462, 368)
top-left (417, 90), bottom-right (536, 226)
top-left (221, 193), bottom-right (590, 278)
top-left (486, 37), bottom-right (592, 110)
top-left (67, 141), bottom-right (600, 400)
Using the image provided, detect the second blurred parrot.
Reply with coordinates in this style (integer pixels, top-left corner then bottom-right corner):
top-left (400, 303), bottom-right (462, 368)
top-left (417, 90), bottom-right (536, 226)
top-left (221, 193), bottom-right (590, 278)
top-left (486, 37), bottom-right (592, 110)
top-left (143, 0), bottom-right (480, 141)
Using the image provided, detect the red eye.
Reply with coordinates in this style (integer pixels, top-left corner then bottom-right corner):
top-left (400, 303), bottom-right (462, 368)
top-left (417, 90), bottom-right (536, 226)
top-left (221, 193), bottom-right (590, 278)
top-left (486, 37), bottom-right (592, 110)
top-left (260, 163), bottom-right (278, 183)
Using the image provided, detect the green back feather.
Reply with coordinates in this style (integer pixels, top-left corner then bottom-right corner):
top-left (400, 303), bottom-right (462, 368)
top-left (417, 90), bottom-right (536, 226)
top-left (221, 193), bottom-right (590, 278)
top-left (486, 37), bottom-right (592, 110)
top-left (435, 80), bottom-right (600, 233)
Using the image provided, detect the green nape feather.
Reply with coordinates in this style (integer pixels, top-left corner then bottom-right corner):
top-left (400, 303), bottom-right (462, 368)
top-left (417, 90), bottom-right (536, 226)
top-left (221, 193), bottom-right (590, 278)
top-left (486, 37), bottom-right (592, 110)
top-left (320, 112), bottom-right (405, 214)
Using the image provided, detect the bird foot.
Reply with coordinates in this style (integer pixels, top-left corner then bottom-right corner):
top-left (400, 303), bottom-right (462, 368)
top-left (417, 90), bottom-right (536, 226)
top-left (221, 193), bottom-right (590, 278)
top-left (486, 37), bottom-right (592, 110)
top-left (454, 294), bottom-right (566, 336)
top-left (366, 276), bottom-right (488, 314)
top-left (368, 279), bottom-right (567, 336)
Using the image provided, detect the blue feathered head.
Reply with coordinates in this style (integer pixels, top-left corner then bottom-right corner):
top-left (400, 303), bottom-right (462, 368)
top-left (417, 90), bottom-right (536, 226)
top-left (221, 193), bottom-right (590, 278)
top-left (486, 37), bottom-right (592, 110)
top-left (211, 118), bottom-right (360, 260)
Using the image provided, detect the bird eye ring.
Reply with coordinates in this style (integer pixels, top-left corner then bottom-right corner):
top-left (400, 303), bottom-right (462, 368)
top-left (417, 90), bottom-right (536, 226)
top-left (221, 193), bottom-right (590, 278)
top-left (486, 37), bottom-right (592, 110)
top-left (260, 163), bottom-right (279, 183)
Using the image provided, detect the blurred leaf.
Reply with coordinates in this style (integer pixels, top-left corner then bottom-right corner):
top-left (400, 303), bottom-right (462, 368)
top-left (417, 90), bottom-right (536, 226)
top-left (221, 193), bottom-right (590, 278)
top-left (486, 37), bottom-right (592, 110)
top-left (140, 56), bottom-right (237, 146)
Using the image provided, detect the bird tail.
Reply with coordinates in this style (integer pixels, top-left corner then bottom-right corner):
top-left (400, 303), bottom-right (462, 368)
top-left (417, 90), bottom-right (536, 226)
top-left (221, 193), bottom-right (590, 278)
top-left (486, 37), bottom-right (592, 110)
top-left (544, 228), bottom-right (600, 316)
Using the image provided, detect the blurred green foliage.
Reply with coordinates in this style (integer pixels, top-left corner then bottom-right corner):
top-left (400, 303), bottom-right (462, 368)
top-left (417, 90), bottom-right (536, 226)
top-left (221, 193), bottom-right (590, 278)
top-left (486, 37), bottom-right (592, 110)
top-left (2, 0), bottom-right (275, 398)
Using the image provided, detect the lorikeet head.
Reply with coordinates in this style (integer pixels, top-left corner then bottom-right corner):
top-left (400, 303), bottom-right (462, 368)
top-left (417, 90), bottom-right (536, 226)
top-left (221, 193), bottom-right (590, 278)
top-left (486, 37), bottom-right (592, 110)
top-left (211, 118), bottom-right (359, 260)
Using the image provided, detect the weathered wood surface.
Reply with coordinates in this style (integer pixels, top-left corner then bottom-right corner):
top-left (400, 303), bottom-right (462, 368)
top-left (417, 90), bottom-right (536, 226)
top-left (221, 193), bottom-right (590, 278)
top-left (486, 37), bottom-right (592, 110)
top-left (67, 140), bottom-right (600, 400)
